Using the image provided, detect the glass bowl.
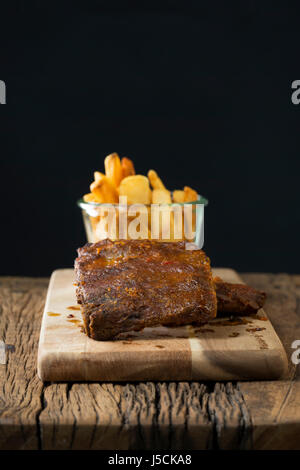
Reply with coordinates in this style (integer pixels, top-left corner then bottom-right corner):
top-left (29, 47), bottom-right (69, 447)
top-left (77, 194), bottom-right (208, 248)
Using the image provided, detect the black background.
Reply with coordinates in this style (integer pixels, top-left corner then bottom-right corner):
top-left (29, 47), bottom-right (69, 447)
top-left (0, 1), bottom-right (300, 276)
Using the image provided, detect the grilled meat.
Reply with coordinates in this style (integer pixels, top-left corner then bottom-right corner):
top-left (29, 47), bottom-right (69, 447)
top-left (75, 239), bottom-right (217, 340)
top-left (214, 276), bottom-right (266, 315)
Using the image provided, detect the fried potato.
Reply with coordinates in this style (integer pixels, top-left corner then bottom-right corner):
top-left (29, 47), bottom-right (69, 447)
top-left (83, 151), bottom-right (200, 244)
top-left (183, 186), bottom-right (198, 202)
top-left (104, 153), bottom-right (123, 188)
top-left (148, 169), bottom-right (166, 190)
top-left (95, 208), bottom-right (118, 240)
top-left (83, 192), bottom-right (98, 202)
top-left (151, 205), bottom-right (175, 242)
top-left (172, 190), bottom-right (185, 203)
top-left (90, 175), bottom-right (119, 203)
top-left (121, 157), bottom-right (135, 178)
top-left (94, 171), bottom-right (106, 182)
top-left (90, 215), bottom-right (100, 241)
top-left (119, 175), bottom-right (152, 205)
top-left (183, 204), bottom-right (197, 241)
top-left (152, 189), bottom-right (172, 204)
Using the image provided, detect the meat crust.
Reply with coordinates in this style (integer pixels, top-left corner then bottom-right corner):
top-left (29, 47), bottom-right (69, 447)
top-left (75, 239), bottom-right (217, 340)
top-left (213, 276), bottom-right (266, 315)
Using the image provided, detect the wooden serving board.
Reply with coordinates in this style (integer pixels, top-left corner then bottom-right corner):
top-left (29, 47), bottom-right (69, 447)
top-left (37, 269), bottom-right (288, 382)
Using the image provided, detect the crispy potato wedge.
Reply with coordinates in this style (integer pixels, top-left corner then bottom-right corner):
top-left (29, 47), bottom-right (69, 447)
top-left (104, 153), bottom-right (123, 188)
top-left (152, 189), bottom-right (172, 204)
top-left (83, 152), bottom-right (200, 243)
top-left (151, 205), bottom-right (176, 242)
top-left (90, 176), bottom-right (119, 203)
top-left (183, 186), bottom-right (198, 202)
top-left (172, 190), bottom-right (185, 203)
top-left (95, 209), bottom-right (118, 241)
top-left (121, 157), bottom-right (135, 178)
top-left (90, 215), bottom-right (100, 241)
top-left (148, 169), bottom-right (166, 190)
top-left (119, 175), bottom-right (152, 205)
top-left (94, 171), bottom-right (106, 182)
top-left (83, 192), bottom-right (98, 203)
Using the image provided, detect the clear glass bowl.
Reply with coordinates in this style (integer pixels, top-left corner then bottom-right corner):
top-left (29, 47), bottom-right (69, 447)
top-left (77, 194), bottom-right (208, 247)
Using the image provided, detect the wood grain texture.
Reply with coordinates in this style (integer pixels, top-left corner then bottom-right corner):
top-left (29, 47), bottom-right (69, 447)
top-left (238, 273), bottom-right (300, 450)
top-left (0, 277), bottom-right (48, 449)
top-left (37, 269), bottom-right (288, 382)
top-left (0, 273), bottom-right (299, 449)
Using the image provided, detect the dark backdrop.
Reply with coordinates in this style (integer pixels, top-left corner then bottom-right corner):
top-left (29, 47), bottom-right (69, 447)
top-left (1, 1), bottom-right (300, 276)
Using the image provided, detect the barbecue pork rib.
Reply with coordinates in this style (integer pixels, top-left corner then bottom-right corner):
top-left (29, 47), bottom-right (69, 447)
top-left (214, 276), bottom-right (266, 315)
top-left (75, 239), bottom-right (217, 340)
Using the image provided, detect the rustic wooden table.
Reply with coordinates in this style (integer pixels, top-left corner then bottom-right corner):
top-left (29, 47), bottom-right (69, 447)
top-left (0, 273), bottom-right (300, 450)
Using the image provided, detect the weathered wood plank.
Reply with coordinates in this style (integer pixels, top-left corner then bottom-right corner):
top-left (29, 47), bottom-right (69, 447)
top-left (207, 383), bottom-right (252, 449)
top-left (39, 381), bottom-right (212, 449)
top-left (0, 273), bottom-right (299, 450)
top-left (155, 382), bottom-right (211, 449)
top-left (0, 277), bottom-right (48, 450)
top-left (241, 273), bottom-right (298, 378)
top-left (40, 383), bottom-right (129, 450)
top-left (239, 273), bottom-right (300, 449)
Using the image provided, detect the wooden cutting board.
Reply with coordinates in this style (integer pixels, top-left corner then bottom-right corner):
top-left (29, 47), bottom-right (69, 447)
top-left (37, 268), bottom-right (288, 382)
